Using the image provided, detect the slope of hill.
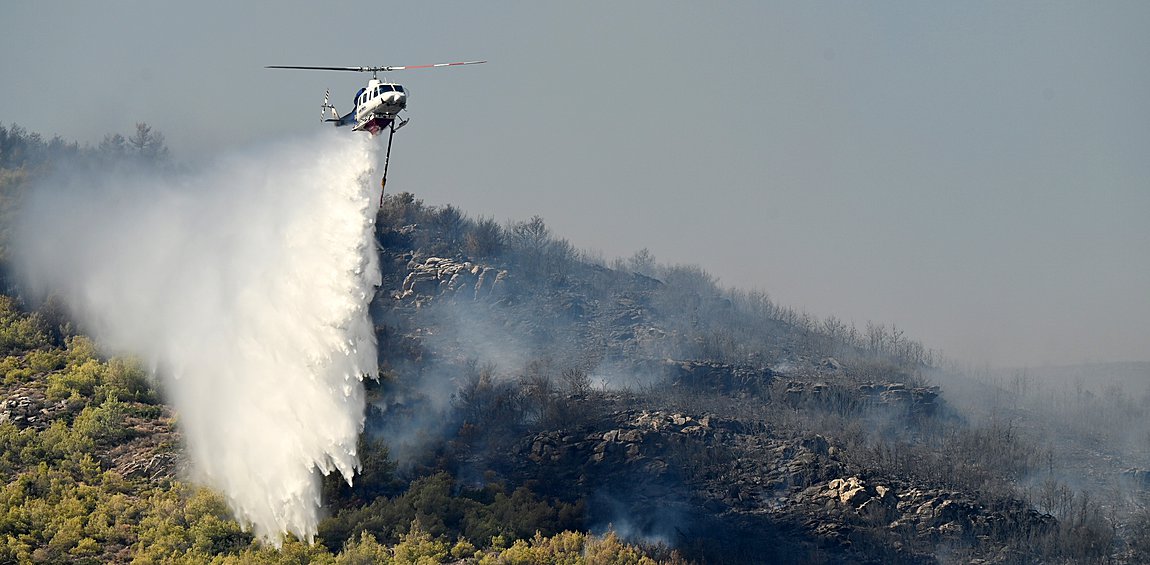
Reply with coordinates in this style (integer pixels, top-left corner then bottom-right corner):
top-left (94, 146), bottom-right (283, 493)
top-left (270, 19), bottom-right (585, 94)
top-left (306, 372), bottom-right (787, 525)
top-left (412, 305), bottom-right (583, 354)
top-left (3, 125), bottom-right (1149, 563)
top-left (0, 125), bottom-right (669, 563)
top-left (354, 193), bottom-right (1142, 564)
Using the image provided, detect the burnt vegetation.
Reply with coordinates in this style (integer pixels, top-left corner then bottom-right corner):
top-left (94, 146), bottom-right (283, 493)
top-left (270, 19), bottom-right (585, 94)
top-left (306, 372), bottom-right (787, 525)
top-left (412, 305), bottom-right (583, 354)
top-left (1, 124), bottom-right (1149, 563)
top-left (363, 191), bottom-right (1150, 564)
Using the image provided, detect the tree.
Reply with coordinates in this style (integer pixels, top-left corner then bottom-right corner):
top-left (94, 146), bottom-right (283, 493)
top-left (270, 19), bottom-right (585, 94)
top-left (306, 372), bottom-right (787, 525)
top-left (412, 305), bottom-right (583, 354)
top-left (465, 216), bottom-right (503, 258)
top-left (98, 133), bottom-right (127, 158)
top-left (127, 122), bottom-right (169, 161)
top-left (379, 192), bottom-right (425, 227)
top-left (626, 248), bottom-right (657, 277)
top-left (0, 123), bottom-right (42, 168)
top-left (508, 216), bottom-right (551, 256)
top-left (431, 205), bottom-right (467, 246)
top-left (506, 216), bottom-right (575, 278)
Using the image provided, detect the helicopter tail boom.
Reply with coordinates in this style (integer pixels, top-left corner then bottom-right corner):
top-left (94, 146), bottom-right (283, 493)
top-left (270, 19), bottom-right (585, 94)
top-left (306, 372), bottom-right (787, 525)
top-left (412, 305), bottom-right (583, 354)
top-left (320, 89), bottom-right (357, 127)
top-left (326, 111), bottom-right (357, 127)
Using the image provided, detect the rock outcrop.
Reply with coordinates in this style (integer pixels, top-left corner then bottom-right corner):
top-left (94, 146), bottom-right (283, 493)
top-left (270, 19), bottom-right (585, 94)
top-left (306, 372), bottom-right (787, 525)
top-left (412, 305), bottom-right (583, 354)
top-left (398, 256), bottom-right (509, 303)
top-left (0, 386), bottom-right (70, 429)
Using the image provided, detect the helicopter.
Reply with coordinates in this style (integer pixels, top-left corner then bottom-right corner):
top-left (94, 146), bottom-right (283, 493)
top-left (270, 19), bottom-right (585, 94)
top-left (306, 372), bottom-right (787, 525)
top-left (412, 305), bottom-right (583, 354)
top-left (265, 61), bottom-right (485, 135)
top-left (266, 60), bottom-right (485, 202)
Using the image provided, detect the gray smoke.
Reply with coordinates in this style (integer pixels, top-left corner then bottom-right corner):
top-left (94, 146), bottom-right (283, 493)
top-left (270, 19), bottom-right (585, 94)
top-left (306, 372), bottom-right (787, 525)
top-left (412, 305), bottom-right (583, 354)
top-left (12, 131), bottom-right (381, 543)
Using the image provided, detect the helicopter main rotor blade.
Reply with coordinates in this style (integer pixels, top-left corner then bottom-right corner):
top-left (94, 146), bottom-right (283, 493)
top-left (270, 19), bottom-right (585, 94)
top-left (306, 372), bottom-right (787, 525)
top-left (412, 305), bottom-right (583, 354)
top-left (379, 60), bottom-right (486, 71)
top-left (266, 61), bottom-right (485, 73)
top-left (266, 66), bottom-right (372, 72)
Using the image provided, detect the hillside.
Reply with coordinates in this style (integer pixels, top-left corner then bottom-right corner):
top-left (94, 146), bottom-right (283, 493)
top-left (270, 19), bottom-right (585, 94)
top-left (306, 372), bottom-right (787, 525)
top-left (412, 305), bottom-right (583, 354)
top-left (357, 193), bottom-right (1150, 564)
top-left (2, 125), bottom-right (1149, 563)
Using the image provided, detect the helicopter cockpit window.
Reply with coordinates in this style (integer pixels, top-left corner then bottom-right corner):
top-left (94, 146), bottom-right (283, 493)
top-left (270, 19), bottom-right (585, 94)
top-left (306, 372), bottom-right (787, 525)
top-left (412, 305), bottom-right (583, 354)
top-left (379, 85), bottom-right (395, 93)
top-left (394, 85), bottom-right (405, 93)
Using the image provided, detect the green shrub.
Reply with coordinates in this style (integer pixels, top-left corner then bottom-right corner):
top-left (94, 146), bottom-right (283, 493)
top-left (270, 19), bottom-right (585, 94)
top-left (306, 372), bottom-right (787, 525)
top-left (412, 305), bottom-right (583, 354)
top-left (335, 532), bottom-right (393, 565)
top-left (392, 520), bottom-right (447, 565)
top-left (0, 297), bottom-right (49, 355)
top-left (72, 397), bottom-right (132, 446)
top-left (47, 359), bottom-right (106, 401)
top-left (101, 357), bottom-right (154, 404)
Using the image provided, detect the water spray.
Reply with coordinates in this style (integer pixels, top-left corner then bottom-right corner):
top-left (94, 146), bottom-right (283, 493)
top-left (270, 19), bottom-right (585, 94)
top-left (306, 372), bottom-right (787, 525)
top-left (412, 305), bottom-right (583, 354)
top-left (13, 131), bottom-right (381, 542)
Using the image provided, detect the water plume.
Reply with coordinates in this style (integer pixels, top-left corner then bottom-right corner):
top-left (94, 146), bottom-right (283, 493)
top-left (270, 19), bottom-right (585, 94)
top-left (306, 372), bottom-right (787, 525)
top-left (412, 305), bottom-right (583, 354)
top-left (12, 131), bottom-right (381, 542)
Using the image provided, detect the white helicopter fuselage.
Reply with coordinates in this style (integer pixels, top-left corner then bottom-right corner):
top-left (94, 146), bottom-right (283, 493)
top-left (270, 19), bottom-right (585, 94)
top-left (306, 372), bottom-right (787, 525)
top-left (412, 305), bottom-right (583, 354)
top-left (355, 78), bottom-right (407, 123)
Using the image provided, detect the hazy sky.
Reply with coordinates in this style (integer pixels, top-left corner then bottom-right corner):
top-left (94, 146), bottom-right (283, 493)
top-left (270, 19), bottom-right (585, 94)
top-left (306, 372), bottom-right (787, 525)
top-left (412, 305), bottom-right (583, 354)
top-left (2, 1), bottom-right (1147, 368)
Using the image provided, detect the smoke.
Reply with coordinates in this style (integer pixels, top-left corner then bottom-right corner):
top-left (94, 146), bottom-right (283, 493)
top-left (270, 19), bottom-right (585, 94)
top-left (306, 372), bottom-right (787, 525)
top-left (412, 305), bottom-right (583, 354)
top-left (11, 131), bottom-right (381, 543)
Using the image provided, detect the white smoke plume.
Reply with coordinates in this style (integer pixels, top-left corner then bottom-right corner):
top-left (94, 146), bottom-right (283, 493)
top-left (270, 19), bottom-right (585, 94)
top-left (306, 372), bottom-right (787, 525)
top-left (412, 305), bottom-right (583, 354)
top-left (12, 131), bottom-right (381, 542)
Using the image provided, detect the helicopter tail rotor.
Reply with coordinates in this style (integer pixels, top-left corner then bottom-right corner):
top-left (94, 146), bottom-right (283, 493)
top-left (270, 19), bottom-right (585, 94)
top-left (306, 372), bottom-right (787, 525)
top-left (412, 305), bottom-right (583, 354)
top-left (321, 89), bottom-right (339, 122)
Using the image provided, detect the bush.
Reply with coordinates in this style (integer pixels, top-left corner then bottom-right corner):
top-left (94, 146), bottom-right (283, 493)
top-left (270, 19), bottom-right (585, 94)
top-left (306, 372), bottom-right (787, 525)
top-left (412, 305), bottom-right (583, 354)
top-left (430, 205), bottom-right (468, 247)
top-left (584, 530), bottom-right (658, 565)
top-left (466, 216), bottom-right (503, 258)
top-left (0, 296), bottom-right (49, 355)
top-left (46, 359), bottom-right (106, 401)
top-left (72, 397), bottom-right (133, 446)
top-left (392, 519), bottom-right (448, 564)
top-left (100, 357), bottom-right (154, 404)
top-left (379, 192), bottom-right (426, 228)
top-left (335, 532), bottom-right (393, 565)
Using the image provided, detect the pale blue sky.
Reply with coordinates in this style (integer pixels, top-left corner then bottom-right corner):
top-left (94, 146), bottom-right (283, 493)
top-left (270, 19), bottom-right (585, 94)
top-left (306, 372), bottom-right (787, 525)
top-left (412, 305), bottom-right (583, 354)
top-left (2, 1), bottom-right (1148, 367)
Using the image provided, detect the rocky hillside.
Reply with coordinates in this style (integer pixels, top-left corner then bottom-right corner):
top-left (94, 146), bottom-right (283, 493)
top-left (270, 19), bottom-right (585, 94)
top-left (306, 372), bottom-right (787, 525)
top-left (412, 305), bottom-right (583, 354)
top-left (354, 192), bottom-right (1144, 564)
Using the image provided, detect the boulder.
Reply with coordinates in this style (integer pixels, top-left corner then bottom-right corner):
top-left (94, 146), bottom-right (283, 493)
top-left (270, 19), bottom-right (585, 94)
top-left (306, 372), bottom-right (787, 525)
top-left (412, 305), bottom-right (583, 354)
top-left (0, 387), bottom-right (68, 429)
